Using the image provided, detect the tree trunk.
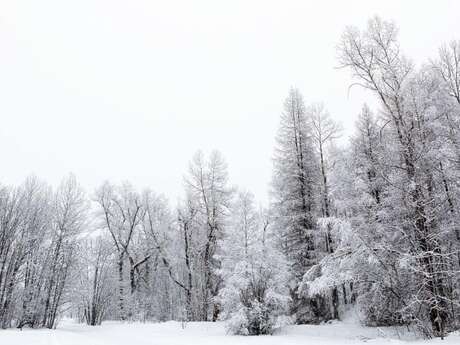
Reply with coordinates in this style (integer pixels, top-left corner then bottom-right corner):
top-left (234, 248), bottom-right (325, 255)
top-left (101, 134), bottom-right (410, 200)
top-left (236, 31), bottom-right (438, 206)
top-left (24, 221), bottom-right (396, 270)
top-left (118, 254), bottom-right (126, 321)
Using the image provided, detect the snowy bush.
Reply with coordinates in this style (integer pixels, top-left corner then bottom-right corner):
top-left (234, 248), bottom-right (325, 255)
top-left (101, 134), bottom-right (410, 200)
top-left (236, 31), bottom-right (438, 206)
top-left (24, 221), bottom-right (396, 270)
top-left (218, 191), bottom-right (290, 335)
top-left (220, 257), bottom-right (290, 335)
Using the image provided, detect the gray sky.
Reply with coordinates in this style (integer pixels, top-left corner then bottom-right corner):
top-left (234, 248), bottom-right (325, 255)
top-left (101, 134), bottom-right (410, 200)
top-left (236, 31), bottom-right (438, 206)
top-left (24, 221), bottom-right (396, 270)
top-left (0, 0), bottom-right (459, 204)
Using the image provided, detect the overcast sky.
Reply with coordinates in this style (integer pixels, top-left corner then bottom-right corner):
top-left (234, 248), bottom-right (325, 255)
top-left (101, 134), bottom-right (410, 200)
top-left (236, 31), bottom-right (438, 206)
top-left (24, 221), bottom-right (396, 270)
top-left (0, 0), bottom-right (459, 204)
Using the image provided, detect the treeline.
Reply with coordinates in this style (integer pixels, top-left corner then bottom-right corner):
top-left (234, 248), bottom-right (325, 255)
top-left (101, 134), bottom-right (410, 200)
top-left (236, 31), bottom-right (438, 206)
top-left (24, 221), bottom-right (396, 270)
top-left (0, 16), bottom-right (459, 338)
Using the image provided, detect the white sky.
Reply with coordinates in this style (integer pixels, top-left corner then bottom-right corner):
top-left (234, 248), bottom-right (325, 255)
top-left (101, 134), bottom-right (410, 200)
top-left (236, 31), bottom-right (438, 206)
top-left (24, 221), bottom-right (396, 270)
top-left (0, 0), bottom-right (459, 204)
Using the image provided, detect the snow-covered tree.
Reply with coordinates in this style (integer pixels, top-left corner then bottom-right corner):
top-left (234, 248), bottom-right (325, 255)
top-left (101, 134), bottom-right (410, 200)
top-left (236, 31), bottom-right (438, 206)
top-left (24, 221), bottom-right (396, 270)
top-left (95, 182), bottom-right (144, 321)
top-left (271, 88), bottom-right (321, 323)
top-left (335, 16), bottom-right (459, 337)
top-left (41, 174), bottom-right (88, 329)
top-left (184, 150), bottom-right (233, 321)
top-left (75, 237), bottom-right (115, 326)
top-left (219, 190), bottom-right (290, 335)
top-left (308, 102), bottom-right (342, 319)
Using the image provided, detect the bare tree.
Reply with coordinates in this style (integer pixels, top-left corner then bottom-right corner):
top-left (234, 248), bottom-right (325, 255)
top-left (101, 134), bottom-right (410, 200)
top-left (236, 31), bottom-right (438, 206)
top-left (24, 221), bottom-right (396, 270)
top-left (76, 237), bottom-right (114, 326)
top-left (177, 195), bottom-right (198, 321)
top-left (185, 150), bottom-right (232, 321)
top-left (95, 182), bottom-right (144, 321)
top-left (41, 174), bottom-right (87, 329)
top-left (436, 41), bottom-right (460, 104)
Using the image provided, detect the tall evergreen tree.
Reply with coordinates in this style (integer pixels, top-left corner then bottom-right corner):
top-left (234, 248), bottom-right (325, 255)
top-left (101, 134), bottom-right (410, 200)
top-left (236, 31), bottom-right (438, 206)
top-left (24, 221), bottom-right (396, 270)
top-left (271, 88), bottom-right (320, 323)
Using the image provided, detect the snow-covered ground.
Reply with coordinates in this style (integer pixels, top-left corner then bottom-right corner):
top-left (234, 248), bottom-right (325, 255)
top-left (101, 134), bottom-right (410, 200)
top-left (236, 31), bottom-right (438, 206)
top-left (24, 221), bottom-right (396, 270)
top-left (0, 319), bottom-right (458, 345)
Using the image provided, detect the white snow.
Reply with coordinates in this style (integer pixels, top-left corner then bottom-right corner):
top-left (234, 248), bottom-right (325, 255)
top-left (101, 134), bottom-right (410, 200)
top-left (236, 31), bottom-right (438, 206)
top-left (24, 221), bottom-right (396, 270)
top-left (0, 319), bottom-right (458, 345)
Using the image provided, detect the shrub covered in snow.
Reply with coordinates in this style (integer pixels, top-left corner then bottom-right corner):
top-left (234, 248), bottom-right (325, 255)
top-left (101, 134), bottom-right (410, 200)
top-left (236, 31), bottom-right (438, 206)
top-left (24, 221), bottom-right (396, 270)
top-left (218, 191), bottom-right (290, 335)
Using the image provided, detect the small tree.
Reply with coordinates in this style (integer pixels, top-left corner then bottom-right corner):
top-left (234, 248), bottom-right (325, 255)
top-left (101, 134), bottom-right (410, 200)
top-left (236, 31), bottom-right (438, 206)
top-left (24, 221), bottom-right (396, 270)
top-left (76, 237), bottom-right (114, 326)
top-left (219, 191), bottom-right (290, 335)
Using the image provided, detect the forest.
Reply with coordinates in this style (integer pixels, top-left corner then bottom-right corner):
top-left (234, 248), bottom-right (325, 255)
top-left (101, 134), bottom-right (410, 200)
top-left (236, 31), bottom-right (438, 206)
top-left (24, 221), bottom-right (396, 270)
top-left (0, 16), bottom-right (459, 339)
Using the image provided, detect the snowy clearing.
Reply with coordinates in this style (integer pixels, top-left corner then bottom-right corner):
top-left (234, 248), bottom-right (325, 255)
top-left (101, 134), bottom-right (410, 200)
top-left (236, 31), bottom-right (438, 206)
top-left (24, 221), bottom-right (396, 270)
top-left (0, 320), bottom-right (458, 345)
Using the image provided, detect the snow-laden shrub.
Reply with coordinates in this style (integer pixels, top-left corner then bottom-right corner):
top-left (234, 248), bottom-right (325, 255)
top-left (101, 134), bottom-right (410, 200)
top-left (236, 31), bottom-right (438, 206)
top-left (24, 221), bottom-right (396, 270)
top-left (218, 191), bottom-right (290, 335)
top-left (219, 255), bottom-right (290, 335)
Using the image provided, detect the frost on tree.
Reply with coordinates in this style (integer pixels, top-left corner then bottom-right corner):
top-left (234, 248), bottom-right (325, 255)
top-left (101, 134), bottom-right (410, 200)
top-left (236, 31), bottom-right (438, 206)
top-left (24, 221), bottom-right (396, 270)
top-left (0, 14), bottom-right (459, 340)
top-left (218, 190), bottom-right (290, 335)
top-left (334, 16), bottom-right (460, 337)
top-left (271, 88), bottom-right (321, 323)
top-left (271, 88), bottom-right (342, 323)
